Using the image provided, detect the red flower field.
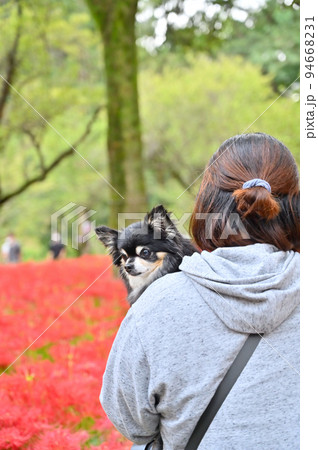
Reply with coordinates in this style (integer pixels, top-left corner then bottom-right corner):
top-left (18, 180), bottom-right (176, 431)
top-left (0, 255), bottom-right (132, 449)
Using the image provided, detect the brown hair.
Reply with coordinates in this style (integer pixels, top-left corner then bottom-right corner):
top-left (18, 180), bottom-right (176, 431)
top-left (190, 133), bottom-right (299, 252)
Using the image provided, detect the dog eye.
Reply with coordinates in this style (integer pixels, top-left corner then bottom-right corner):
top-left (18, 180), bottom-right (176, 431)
top-left (121, 253), bottom-right (128, 261)
top-left (140, 248), bottom-right (151, 259)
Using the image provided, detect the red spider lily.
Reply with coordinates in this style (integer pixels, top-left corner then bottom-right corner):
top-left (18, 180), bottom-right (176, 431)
top-left (0, 255), bottom-right (131, 449)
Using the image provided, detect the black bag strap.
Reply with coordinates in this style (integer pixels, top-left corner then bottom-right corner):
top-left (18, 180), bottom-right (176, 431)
top-left (185, 333), bottom-right (262, 450)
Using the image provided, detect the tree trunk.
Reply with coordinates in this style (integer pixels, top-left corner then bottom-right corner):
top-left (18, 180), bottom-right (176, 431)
top-left (85, 0), bottom-right (147, 227)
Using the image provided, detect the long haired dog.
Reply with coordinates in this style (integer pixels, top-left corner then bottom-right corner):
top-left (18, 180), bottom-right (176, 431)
top-left (95, 205), bottom-right (197, 305)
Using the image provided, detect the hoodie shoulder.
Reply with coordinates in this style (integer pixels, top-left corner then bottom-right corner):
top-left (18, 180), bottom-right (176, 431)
top-left (130, 271), bottom-right (194, 316)
top-left (179, 244), bottom-right (300, 334)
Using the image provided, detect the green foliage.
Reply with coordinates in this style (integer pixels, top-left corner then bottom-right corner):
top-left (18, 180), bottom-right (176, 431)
top-left (1, 53), bottom-right (299, 258)
top-left (0, 0), bottom-right (105, 200)
top-left (137, 0), bottom-right (237, 54)
top-left (76, 415), bottom-right (96, 430)
top-left (26, 343), bottom-right (54, 362)
top-left (137, 0), bottom-right (300, 92)
top-left (0, 0), bottom-right (108, 258)
top-left (140, 54), bottom-right (299, 217)
top-left (0, 0), bottom-right (299, 260)
top-left (220, 0), bottom-right (300, 91)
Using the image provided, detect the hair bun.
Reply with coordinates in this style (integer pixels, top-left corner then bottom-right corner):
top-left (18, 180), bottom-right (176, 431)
top-left (233, 186), bottom-right (280, 220)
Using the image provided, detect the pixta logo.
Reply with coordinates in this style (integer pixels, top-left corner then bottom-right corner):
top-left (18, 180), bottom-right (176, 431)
top-left (51, 203), bottom-right (96, 250)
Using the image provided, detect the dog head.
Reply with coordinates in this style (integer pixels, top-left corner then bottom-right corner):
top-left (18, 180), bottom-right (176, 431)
top-left (95, 205), bottom-right (181, 278)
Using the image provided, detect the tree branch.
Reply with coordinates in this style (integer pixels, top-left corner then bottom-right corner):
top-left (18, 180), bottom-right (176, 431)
top-left (168, 166), bottom-right (196, 194)
top-left (0, 0), bottom-right (22, 123)
top-left (0, 105), bottom-right (104, 206)
top-left (148, 151), bottom-right (197, 194)
top-left (23, 128), bottom-right (46, 172)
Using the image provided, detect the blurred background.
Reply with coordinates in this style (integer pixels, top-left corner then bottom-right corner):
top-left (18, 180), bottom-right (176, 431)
top-left (0, 0), bottom-right (300, 261)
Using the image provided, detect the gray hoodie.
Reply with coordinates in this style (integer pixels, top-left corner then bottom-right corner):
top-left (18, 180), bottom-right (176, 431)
top-left (100, 243), bottom-right (300, 449)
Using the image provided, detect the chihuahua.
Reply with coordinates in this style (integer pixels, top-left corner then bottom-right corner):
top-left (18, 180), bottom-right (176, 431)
top-left (95, 205), bottom-right (197, 305)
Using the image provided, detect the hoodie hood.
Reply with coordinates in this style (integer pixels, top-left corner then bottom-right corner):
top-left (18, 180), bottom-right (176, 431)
top-left (180, 243), bottom-right (299, 334)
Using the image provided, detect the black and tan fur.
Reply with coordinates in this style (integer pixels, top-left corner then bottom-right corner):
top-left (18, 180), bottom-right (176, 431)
top-left (95, 205), bottom-right (197, 305)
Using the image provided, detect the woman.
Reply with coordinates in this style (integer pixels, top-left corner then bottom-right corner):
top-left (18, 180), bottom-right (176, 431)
top-left (100, 133), bottom-right (300, 449)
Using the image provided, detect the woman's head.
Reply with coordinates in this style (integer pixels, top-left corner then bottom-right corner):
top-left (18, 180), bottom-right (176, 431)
top-left (190, 133), bottom-right (299, 252)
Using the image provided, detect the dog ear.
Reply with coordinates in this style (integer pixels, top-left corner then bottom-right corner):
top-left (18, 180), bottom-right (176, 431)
top-left (95, 226), bottom-right (119, 250)
top-left (145, 205), bottom-right (177, 239)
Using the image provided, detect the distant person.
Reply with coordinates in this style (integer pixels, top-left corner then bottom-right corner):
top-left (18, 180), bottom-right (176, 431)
top-left (48, 232), bottom-right (66, 260)
top-left (1, 233), bottom-right (21, 263)
top-left (1, 236), bottom-right (11, 263)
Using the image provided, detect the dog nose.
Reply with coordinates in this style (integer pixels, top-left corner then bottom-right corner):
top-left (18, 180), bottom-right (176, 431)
top-left (125, 262), bottom-right (134, 273)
